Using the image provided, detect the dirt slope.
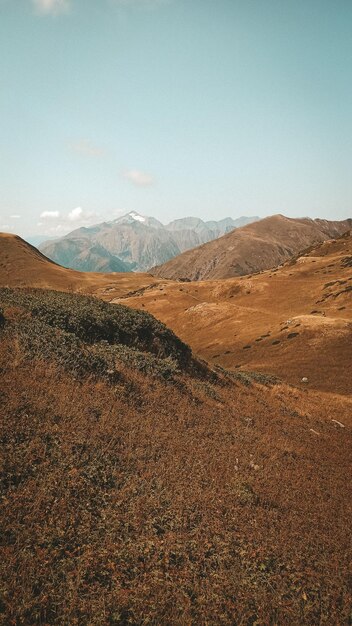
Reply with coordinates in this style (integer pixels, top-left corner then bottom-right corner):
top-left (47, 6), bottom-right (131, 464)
top-left (0, 233), bottom-right (159, 298)
top-left (150, 214), bottom-right (352, 280)
top-left (121, 232), bottom-right (352, 394)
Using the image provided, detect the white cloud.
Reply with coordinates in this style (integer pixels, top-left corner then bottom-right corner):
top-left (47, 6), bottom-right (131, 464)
top-left (1, 224), bottom-right (10, 230)
top-left (122, 169), bottom-right (154, 187)
top-left (40, 211), bottom-right (60, 219)
top-left (10, 214), bottom-right (21, 219)
top-left (68, 206), bottom-right (96, 222)
top-left (68, 206), bottom-right (83, 221)
top-left (69, 139), bottom-right (106, 158)
top-left (35, 206), bottom-right (102, 236)
top-left (32, 0), bottom-right (70, 15)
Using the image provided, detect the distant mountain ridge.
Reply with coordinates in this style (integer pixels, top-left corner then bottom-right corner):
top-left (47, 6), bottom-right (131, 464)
top-left (39, 212), bottom-right (259, 273)
top-left (150, 214), bottom-right (352, 280)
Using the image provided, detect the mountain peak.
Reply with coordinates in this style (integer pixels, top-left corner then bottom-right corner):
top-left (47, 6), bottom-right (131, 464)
top-left (128, 211), bottom-right (146, 223)
top-left (38, 213), bottom-right (260, 274)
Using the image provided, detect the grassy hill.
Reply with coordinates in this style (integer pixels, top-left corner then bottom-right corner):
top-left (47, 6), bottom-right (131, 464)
top-left (0, 287), bottom-right (351, 624)
top-left (0, 233), bottom-right (158, 298)
top-left (122, 232), bottom-right (352, 395)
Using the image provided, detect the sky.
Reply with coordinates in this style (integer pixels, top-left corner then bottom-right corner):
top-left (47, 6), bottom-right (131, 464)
top-left (0, 0), bottom-right (352, 237)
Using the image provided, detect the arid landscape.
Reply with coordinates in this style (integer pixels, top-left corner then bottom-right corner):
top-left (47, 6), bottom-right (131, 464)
top-left (150, 215), bottom-right (352, 280)
top-left (122, 229), bottom-right (352, 396)
top-left (1, 221), bottom-right (351, 624)
top-left (1, 1), bottom-right (352, 623)
top-left (0, 233), bottom-right (159, 296)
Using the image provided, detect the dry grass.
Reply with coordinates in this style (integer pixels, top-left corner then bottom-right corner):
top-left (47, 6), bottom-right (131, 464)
top-left (121, 234), bottom-right (352, 395)
top-left (1, 289), bottom-right (352, 624)
top-left (0, 233), bottom-right (158, 298)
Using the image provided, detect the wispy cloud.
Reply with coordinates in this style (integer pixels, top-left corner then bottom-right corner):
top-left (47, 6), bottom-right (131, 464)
top-left (37, 207), bottom-right (99, 235)
top-left (40, 210), bottom-right (61, 219)
top-left (122, 169), bottom-right (154, 187)
top-left (32, 0), bottom-right (70, 16)
top-left (69, 139), bottom-right (106, 158)
top-left (10, 214), bottom-right (21, 219)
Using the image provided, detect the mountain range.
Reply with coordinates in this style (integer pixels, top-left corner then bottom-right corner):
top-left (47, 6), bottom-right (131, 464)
top-left (38, 212), bottom-right (259, 273)
top-left (151, 214), bottom-right (352, 280)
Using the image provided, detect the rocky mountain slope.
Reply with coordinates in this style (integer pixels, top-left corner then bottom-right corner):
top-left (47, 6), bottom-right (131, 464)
top-left (39, 212), bottom-right (259, 273)
top-left (150, 214), bottom-right (352, 280)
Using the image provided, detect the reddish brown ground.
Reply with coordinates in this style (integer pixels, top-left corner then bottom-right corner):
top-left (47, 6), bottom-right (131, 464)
top-left (0, 232), bottom-right (351, 624)
top-left (120, 234), bottom-right (352, 396)
top-left (1, 339), bottom-right (351, 625)
top-left (0, 233), bottom-right (159, 297)
top-left (150, 214), bottom-right (352, 280)
top-left (1, 231), bottom-right (350, 395)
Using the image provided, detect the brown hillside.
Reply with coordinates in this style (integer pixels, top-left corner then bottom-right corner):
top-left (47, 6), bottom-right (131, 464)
top-left (150, 215), bottom-right (352, 280)
top-left (0, 233), bottom-right (159, 297)
top-left (120, 232), bottom-right (352, 395)
top-left (1, 286), bottom-right (351, 624)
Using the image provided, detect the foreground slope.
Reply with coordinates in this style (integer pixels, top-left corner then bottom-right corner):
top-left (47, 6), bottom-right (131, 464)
top-left (150, 215), bottom-right (352, 280)
top-left (121, 232), bottom-right (352, 394)
top-left (0, 233), bottom-right (158, 297)
top-left (1, 288), bottom-right (351, 624)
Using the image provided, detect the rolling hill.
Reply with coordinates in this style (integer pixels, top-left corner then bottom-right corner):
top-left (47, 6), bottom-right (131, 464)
top-left (121, 231), bottom-right (352, 395)
top-left (0, 232), bottom-right (158, 297)
top-left (150, 214), bottom-right (352, 280)
top-left (0, 227), bottom-right (351, 624)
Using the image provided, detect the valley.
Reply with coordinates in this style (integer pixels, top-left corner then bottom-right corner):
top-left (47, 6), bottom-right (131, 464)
top-left (116, 233), bottom-right (352, 396)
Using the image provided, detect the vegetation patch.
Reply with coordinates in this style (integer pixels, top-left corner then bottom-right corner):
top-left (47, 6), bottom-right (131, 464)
top-left (229, 369), bottom-right (280, 387)
top-left (341, 255), bottom-right (352, 268)
top-left (0, 288), bottom-right (214, 382)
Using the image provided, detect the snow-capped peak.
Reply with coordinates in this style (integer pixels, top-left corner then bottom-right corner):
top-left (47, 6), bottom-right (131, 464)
top-left (128, 211), bottom-right (145, 223)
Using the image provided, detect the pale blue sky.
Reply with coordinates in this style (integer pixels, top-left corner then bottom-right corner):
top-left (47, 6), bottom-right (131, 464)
top-left (0, 0), bottom-right (351, 236)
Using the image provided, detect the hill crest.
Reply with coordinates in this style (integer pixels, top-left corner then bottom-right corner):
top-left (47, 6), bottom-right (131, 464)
top-left (150, 214), bottom-right (352, 280)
